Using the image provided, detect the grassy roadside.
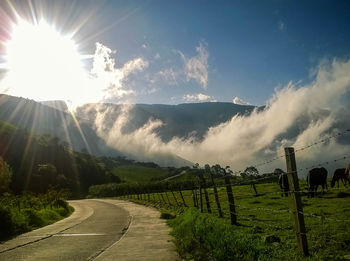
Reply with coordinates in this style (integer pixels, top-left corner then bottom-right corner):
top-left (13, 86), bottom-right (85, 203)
top-left (114, 182), bottom-right (350, 260)
top-left (0, 191), bottom-right (73, 241)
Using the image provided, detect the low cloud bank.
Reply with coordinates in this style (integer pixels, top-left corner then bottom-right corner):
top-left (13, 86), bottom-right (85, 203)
top-left (81, 59), bottom-right (350, 175)
top-left (233, 96), bottom-right (251, 105)
top-left (183, 93), bottom-right (214, 102)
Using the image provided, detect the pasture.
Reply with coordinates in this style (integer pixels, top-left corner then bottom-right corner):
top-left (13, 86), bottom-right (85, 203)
top-left (124, 180), bottom-right (350, 260)
top-left (111, 165), bottom-right (168, 183)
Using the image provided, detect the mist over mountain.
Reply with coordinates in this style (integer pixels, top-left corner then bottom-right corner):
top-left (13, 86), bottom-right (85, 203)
top-left (76, 102), bottom-right (260, 142)
top-left (0, 94), bottom-right (262, 167)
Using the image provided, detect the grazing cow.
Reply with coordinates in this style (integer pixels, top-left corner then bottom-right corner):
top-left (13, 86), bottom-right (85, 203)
top-left (278, 173), bottom-right (289, 197)
top-left (331, 168), bottom-right (349, 188)
top-left (307, 167), bottom-right (328, 198)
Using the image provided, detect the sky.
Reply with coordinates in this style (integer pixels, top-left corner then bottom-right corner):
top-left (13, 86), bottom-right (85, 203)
top-left (0, 0), bottom-right (349, 106)
top-left (0, 0), bottom-right (349, 171)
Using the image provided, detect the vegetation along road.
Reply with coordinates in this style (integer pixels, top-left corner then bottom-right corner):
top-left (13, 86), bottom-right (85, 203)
top-left (0, 199), bottom-right (179, 261)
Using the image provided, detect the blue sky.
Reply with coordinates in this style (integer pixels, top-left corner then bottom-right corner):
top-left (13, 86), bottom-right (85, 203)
top-left (1, 0), bottom-right (350, 106)
top-left (0, 0), bottom-right (349, 169)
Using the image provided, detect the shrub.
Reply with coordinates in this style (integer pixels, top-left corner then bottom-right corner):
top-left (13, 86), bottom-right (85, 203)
top-left (160, 211), bottom-right (176, 219)
top-left (56, 207), bottom-right (69, 217)
top-left (23, 209), bottom-right (45, 228)
top-left (0, 206), bottom-right (13, 236)
top-left (37, 209), bottom-right (61, 224)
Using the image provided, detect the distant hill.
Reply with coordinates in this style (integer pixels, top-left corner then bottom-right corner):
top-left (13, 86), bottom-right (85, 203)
top-left (40, 100), bottom-right (69, 112)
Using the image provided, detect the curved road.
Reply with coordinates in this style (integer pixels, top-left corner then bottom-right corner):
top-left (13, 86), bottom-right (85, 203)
top-left (0, 200), bottom-right (131, 260)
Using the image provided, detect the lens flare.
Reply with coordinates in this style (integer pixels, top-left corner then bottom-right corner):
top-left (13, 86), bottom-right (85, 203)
top-left (2, 19), bottom-right (88, 105)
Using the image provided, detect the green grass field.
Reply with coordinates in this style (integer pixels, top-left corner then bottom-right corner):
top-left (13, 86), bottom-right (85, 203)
top-left (111, 165), bottom-right (168, 183)
top-left (124, 181), bottom-right (350, 260)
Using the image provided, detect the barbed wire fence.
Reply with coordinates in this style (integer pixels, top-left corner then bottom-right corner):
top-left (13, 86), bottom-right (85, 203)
top-left (117, 129), bottom-right (350, 256)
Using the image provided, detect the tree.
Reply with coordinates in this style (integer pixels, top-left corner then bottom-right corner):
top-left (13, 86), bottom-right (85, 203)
top-left (30, 163), bottom-right (58, 193)
top-left (243, 166), bottom-right (259, 178)
top-left (0, 157), bottom-right (12, 193)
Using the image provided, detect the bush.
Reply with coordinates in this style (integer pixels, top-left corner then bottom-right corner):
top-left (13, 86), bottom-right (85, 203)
top-left (56, 207), bottom-right (69, 217)
top-left (23, 209), bottom-right (45, 228)
top-left (37, 209), bottom-right (61, 223)
top-left (0, 206), bottom-right (13, 236)
top-left (0, 191), bottom-right (73, 240)
top-left (160, 211), bottom-right (176, 219)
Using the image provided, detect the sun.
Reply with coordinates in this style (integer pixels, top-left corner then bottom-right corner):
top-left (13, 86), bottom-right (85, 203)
top-left (1, 19), bottom-right (88, 105)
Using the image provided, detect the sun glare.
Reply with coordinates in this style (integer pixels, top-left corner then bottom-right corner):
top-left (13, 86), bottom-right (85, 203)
top-left (2, 20), bottom-right (89, 105)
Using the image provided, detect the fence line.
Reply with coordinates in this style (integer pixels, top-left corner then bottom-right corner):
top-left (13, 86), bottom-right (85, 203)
top-left (115, 148), bottom-right (350, 257)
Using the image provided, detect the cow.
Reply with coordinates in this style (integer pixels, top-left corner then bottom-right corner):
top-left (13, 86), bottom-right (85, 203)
top-left (331, 168), bottom-right (349, 188)
top-left (306, 167), bottom-right (328, 198)
top-left (278, 172), bottom-right (289, 197)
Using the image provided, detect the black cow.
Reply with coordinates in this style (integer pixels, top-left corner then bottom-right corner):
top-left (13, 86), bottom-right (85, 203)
top-left (278, 173), bottom-right (289, 197)
top-left (331, 168), bottom-right (349, 188)
top-left (306, 167), bottom-right (328, 198)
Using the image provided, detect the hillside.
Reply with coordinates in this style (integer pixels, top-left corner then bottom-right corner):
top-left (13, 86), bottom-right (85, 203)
top-left (0, 94), bottom-right (118, 157)
top-left (0, 120), bottom-right (175, 196)
top-left (0, 120), bottom-right (111, 196)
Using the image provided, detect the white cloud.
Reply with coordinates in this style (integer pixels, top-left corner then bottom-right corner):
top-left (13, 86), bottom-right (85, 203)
top-left (180, 42), bottom-right (209, 89)
top-left (233, 96), bottom-right (251, 105)
top-left (84, 58), bottom-right (350, 174)
top-left (142, 44), bottom-right (148, 49)
top-left (91, 42), bottom-right (148, 102)
top-left (183, 93), bottom-right (212, 102)
top-left (156, 68), bottom-right (178, 85)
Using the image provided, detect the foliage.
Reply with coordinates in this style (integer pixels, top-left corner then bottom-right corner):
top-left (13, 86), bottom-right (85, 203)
top-left (0, 121), bottom-right (122, 197)
top-left (0, 157), bottom-right (12, 193)
top-left (0, 190), bottom-right (72, 241)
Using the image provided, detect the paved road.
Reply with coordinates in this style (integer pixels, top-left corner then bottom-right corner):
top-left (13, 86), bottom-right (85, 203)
top-left (0, 199), bottom-right (180, 261)
top-left (0, 199), bottom-right (130, 261)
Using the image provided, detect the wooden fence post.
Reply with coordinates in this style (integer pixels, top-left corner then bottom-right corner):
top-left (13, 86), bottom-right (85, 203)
top-left (201, 176), bottom-right (212, 213)
top-left (251, 183), bottom-right (258, 195)
top-left (165, 191), bottom-right (172, 205)
top-left (157, 193), bottom-right (162, 204)
top-left (192, 189), bottom-right (197, 207)
top-left (199, 185), bottom-right (203, 213)
top-left (179, 189), bottom-right (187, 207)
top-left (224, 173), bottom-right (237, 225)
top-left (210, 172), bottom-right (223, 217)
top-left (171, 190), bottom-right (180, 206)
top-left (285, 147), bottom-right (309, 256)
top-left (160, 193), bottom-right (166, 204)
